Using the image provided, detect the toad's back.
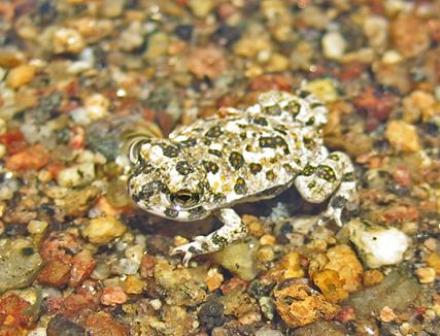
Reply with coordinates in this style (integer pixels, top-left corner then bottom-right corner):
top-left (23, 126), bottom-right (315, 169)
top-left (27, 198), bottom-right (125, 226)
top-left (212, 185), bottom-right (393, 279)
top-left (167, 105), bottom-right (324, 207)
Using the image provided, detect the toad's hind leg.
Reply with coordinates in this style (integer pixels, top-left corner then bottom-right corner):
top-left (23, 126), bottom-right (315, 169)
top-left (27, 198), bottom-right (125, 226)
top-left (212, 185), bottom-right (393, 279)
top-left (294, 151), bottom-right (357, 227)
top-left (171, 208), bottom-right (247, 266)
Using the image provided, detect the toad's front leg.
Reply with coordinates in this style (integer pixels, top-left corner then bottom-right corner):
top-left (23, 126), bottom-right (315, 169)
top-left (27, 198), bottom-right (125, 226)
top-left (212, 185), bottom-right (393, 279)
top-left (294, 151), bottom-right (357, 226)
top-left (171, 208), bottom-right (248, 265)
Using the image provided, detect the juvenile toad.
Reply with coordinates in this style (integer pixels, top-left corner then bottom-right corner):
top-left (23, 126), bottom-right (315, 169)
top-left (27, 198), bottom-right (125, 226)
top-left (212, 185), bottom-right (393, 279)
top-left (127, 91), bottom-right (356, 264)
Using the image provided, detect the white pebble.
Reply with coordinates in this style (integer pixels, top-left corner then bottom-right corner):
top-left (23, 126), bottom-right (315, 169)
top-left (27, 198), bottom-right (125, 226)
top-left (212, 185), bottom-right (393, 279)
top-left (349, 220), bottom-right (410, 268)
top-left (57, 162), bottom-right (95, 187)
top-left (322, 31), bottom-right (347, 60)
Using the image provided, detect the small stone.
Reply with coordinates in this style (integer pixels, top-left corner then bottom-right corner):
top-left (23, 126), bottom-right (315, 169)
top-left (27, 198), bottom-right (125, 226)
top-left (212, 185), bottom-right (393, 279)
top-left (188, 0), bottom-right (215, 18)
top-left (312, 269), bottom-right (349, 303)
top-left (101, 286), bottom-right (128, 305)
top-left (37, 259), bottom-right (71, 287)
top-left (57, 162), bottom-right (95, 187)
top-left (5, 144), bottom-right (49, 172)
top-left (385, 120), bottom-right (421, 153)
top-left (187, 46), bottom-right (227, 79)
top-left (322, 31), bottom-right (347, 60)
top-left (243, 214), bottom-right (265, 237)
top-left (212, 239), bottom-right (259, 281)
top-left (390, 15), bottom-right (430, 58)
top-left (265, 251), bottom-right (304, 282)
top-left (206, 267), bottom-right (224, 292)
top-left (6, 64), bottom-right (36, 89)
top-left (27, 220), bottom-right (48, 235)
top-left (122, 275), bottom-right (145, 294)
top-left (273, 282), bottom-right (339, 328)
top-left (303, 79), bottom-right (338, 103)
top-left (53, 28), bottom-right (85, 54)
top-left (0, 238), bottom-right (43, 293)
top-left (362, 270), bottom-right (384, 287)
top-left (260, 234), bottom-right (276, 246)
top-left (82, 216), bottom-right (127, 245)
top-left (426, 253), bottom-right (440, 275)
top-left (325, 244), bottom-right (363, 292)
top-left (47, 314), bottom-right (86, 336)
top-left (379, 306), bottom-right (396, 322)
top-left (199, 300), bottom-right (226, 331)
top-left (363, 16), bottom-right (389, 51)
top-left (265, 53), bottom-right (289, 72)
top-left (85, 312), bottom-right (129, 335)
top-left (348, 220), bottom-right (409, 269)
top-left (257, 245), bottom-right (275, 263)
top-left (69, 249), bottom-right (96, 287)
top-left (403, 90), bottom-right (436, 123)
top-left (144, 33), bottom-right (170, 61)
top-left (415, 267), bottom-right (436, 284)
top-left (102, 0), bottom-right (125, 18)
top-left (382, 50), bottom-right (403, 64)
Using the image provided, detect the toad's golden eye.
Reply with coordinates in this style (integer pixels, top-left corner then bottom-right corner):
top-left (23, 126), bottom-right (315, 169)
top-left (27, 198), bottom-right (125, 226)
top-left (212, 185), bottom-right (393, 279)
top-left (170, 189), bottom-right (200, 208)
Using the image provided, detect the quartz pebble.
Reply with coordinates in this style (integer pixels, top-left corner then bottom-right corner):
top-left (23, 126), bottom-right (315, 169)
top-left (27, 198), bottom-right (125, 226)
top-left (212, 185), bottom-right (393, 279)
top-left (385, 120), bottom-right (421, 153)
top-left (53, 28), bottom-right (85, 54)
top-left (348, 220), bottom-right (409, 268)
top-left (322, 31), bottom-right (347, 60)
top-left (57, 162), bottom-right (95, 187)
top-left (82, 216), bottom-right (127, 245)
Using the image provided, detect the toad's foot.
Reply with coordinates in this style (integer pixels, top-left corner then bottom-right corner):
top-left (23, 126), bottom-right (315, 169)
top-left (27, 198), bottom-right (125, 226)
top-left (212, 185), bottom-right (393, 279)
top-left (295, 151), bottom-right (357, 227)
top-left (171, 208), bottom-right (247, 266)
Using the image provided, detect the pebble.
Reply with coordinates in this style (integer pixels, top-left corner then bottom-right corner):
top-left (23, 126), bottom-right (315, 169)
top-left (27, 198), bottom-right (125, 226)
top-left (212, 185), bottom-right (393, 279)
top-left (6, 64), bottom-right (36, 89)
top-left (53, 28), bottom-right (85, 54)
top-left (379, 306), bottom-right (396, 322)
top-left (425, 253), bottom-right (440, 275)
top-left (84, 93), bottom-right (110, 122)
top-left (390, 15), bottom-right (430, 58)
top-left (57, 162), bottom-right (95, 187)
top-left (402, 90), bottom-right (436, 123)
top-left (101, 286), bottom-right (128, 306)
top-left (415, 267), bottom-right (436, 284)
top-left (273, 282), bottom-right (339, 328)
top-left (102, 0), bottom-right (125, 18)
top-left (348, 220), bottom-right (409, 268)
top-left (144, 32), bottom-right (170, 61)
top-left (188, 0), bottom-right (215, 18)
top-left (385, 120), bottom-right (421, 152)
top-left (212, 239), bottom-right (259, 281)
top-left (0, 238), bottom-right (43, 293)
top-left (322, 31), bottom-right (347, 60)
top-left (206, 267), bottom-right (224, 292)
top-left (325, 244), bottom-right (363, 292)
top-left (312, 269), bottom-right (349, 303)
top-left (303, 79), bottom-right (339, 103)
top-left (27, 220), bottom-right (49, 235)
top-left (363, 16), bottom-right (389, 51)
top-left (82, 215), bottom-right (127, 245)
top-left (123, 275), bottom-right (144, 294)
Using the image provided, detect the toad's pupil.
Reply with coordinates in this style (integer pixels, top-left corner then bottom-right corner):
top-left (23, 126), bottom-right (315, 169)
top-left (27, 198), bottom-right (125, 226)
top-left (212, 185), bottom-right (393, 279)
top-left (172, 190), bottom-right (199, 206)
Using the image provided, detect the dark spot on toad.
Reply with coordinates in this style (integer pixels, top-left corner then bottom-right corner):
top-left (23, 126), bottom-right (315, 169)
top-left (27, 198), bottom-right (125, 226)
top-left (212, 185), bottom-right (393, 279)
top-left (264, 104), bottom-right (282, 115)
top-left (165, 208), bottom-right (179, 218)
top-left (253, 117), bottom-right (268, 126)
top-left (249, 163), bottom-right (262, 174)
top-left (208, 149), bottom-right (223, 157)
top-left (206, 126), bottom-right (223, 138)
top-left (316, 165), bottom-right (337, 182)
top-left (162, 145), bottom-right (180, 158)
top-left (266, 170), bottom-right (276, 181)
top-left (175, 161), bottom-right (194, 175)
top-left (202, 160), bottom-right (219, 174)
top-left (229, 152), bottom-right (244, 170)
top-left (234, 177), bottom-right (247, 194)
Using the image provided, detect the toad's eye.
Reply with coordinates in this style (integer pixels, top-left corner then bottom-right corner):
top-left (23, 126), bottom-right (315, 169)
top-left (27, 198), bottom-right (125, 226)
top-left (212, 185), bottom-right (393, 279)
top-left (170, 189), bottom-right (200, 208)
